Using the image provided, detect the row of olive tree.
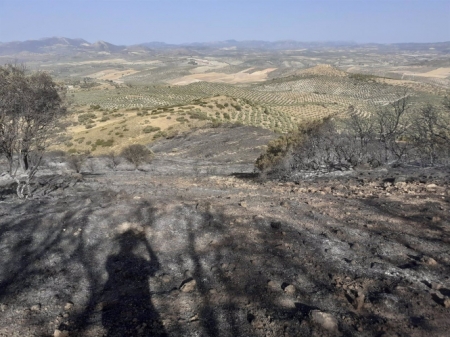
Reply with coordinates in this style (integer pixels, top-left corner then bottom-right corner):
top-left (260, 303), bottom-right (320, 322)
top-left (0, 64), bottom-right (67, 198)
top-left (256, 95), bottom-right (450, 179)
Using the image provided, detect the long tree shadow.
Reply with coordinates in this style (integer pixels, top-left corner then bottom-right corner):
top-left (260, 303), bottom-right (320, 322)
top-left (1, 173), bottom-right (447, 336)
top-left (100, 229), bottom-right (167, 336)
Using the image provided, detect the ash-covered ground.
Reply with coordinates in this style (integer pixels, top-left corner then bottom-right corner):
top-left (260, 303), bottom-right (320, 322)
top-left (0, 126), bottom-right (449, 337)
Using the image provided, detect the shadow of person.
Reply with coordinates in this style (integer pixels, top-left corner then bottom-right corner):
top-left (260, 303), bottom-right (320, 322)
top-left (101, 230), bottom-right (167, 336)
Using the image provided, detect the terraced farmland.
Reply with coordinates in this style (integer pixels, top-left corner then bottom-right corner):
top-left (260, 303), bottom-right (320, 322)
top-left (54, 96), bottom-right (298, 155)
top-left (66, 64), bottom-right (447, 154)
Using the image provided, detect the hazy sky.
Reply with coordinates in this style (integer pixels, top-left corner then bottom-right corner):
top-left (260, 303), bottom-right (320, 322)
top-left (0, 0), bottom-right (449, 44)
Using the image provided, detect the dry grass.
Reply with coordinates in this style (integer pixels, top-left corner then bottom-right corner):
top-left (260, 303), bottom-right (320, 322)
top-left (397, 67), bottom-right (450, 79)
top-left (50, 95), bottom-right (308, 155)
top-left (168, 68), bottom-right (277, 85)
top-left (86, 69), bottom-right (140, 83)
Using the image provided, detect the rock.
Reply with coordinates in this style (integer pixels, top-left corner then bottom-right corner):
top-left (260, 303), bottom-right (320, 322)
top-left (443, 297), bottom-right (450, 308)
top-left (169, 289), bottom-right (180, 296)
top-left (426, 183), bottom-right (437, 190)
top-left (431, 282), bottom-right (442, 290)
top-left (421, 256), bottom-right (438, 265)
top-left (70, 173), bottom-right (83, 181)
top-left (0, 303), bottom-right (7, 312)
top-left (180, 278), bottom-right (196, 292)
top-left (394, 176), bottom-right (407, 184)
top-left (310, 310), bottom-right (338, 331)
top-left (267, 280), bottom-right (278, 291)
top-left (350, 290), bottom-right (365, 311)
top-left (323, 186), bottom-right (332, 193)
top-left (283, 284), bottom-right (296, 294)
top-left (189, 314), bottom-right (199, 322)
top-left (433, 294), bottom-right (450, 308)
top-left (54, 330), bottom-right (69, 337)
top-left (395, 181), bottom-right (407, 188)
top-left (239, 201), bottom-right (248, 208)
top-left (31, 304), bottom-right (41, 311)
top-left (94, 301), bottom-right (106, 312)
top-left (196, 201), bottom-right (212, 213)
top-left (251, 318), bottom-right (265, 329)
top-left (161, 275), bottom-right (171, 283)
top-left (64, 302), bottom-right (74, 311)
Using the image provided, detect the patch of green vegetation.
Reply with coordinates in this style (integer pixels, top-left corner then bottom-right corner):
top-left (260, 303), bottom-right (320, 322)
top-left (176, 117), bottom-right (187, 123)
top-left (95, 138), bottom-right (114, 147)
top-left (188, 110), bottom-right (210, 120)
top-left (231, 103), bottom-right (242, 111)
top-left (153, 130), bottom-right (167, 139)
top-left (349, 73), bottom-right (378, 81)
top-left (210, 120), bottom-right (223, 128)
top-left (143, 126), bottom-right (161, 133)
top-left (78, 113), bottom-right (96, 123)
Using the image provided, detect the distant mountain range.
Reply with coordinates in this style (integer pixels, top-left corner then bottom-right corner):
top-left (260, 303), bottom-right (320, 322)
top-left (0, 37), bottom-right (449, 56)
top-left (0, 37), bottom-right (127, 55)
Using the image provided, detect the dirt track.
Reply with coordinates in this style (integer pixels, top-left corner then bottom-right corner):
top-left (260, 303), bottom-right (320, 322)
top-left (0, 126), bottom-right (449, 337)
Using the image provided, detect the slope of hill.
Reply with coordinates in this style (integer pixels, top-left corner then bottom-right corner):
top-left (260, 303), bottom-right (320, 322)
top-left (1, 126), bottom-right (449, 337)
top-left (51, 96), bottom-right (284, 155)
top-left (55, 61), bottom-right (448, 156)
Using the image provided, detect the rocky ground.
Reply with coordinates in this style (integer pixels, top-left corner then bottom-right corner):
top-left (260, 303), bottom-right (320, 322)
top-left (0, 126), bottom-right (449, 337)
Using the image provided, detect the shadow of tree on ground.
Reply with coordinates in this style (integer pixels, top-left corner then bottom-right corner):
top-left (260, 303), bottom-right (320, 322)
top-left (0, 178), bottom-right (449, 337)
